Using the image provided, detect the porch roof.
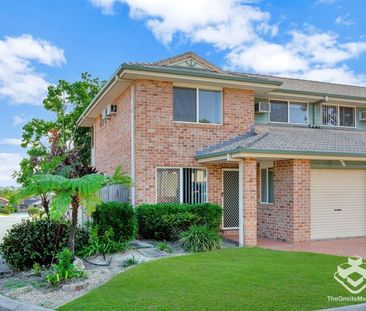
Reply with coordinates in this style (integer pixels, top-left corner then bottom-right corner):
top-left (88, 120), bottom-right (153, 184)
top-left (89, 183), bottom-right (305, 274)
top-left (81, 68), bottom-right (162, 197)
top-left (196, 125), bottom-right (366, 160)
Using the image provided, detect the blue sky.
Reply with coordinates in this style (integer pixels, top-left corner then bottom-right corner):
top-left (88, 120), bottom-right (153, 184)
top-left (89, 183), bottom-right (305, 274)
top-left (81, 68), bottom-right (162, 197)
top-left (1, 0), bottom-right (366, 186)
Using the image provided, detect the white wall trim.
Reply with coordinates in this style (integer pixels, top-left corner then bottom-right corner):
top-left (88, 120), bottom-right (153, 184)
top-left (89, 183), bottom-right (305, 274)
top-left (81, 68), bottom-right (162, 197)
top-left (130, 84), bottom-right (136, 206)
top-left (238, 161), bottom-right (244, 247)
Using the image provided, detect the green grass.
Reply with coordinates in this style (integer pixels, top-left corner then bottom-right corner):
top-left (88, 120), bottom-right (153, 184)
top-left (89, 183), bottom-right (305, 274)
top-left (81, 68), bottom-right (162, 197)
top-left (59, 248), bottom-right (362, 311)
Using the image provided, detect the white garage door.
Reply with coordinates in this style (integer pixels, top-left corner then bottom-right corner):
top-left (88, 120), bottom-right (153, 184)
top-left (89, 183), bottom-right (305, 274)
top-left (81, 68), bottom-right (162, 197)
top-left (311, 169), bottom-right (366, 240)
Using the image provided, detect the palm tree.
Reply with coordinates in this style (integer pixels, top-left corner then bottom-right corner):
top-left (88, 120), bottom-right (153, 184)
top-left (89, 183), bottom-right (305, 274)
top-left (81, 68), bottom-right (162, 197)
top-left (16, 166), bottom-right (132, 252)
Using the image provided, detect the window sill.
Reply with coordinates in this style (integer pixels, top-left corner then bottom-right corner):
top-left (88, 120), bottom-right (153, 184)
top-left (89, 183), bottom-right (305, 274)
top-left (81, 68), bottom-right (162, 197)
top-left (173, 121), bottom-right (223, 128)
top-left (259, 202), bottom-right (274, 205)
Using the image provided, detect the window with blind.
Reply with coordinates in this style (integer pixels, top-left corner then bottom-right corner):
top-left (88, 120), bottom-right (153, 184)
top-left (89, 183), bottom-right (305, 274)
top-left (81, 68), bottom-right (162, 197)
top-left (157, 168), bottom-right (207, 204)
top-left (260, 167), bottom-right (274, 204)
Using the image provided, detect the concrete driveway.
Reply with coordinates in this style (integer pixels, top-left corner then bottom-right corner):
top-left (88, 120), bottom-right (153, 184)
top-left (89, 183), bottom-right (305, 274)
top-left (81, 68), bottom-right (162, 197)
top-left (258, 236), bottom-right (366, 258)
top-left (0, 213), bottom-right (28, 241)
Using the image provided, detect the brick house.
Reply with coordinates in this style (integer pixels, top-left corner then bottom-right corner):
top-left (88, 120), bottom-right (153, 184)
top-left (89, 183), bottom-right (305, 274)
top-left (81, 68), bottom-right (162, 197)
top-left (78, 52), bottom-right (366, 246)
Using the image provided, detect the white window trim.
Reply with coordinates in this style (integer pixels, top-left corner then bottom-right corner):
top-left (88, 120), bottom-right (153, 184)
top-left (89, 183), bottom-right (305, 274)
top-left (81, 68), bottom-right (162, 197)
top-left (321, 103), bottom-right (356, 128)
top-left (269, 99), bottom-right (309, 125)
top-left (260, 165), bottom-right (274, 205)
top-left (155, 167), bottom-right (208, 204)
top-left (173, 86), bottom-right (223, 125)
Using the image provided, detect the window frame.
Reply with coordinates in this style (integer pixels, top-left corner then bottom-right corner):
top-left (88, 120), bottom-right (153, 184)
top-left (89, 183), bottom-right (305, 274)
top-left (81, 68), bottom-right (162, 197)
top-left (260, 165), bottom-right (274, 205)
top-left (156, 167), bottom-right (208, 204)
top-left (321, 103), bottom-right (356, 128)
top-left (173, 85), bottom-right (223, 125)
top-left (269, 99), bottom-right (309, 125)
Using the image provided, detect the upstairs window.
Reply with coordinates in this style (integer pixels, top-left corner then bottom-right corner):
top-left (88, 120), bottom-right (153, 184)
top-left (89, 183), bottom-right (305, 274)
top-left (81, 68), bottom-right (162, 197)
top-left (173, 87), bottom-right (222, 124)
top-left (270, 100), bottom-right (308, 124)
top-left (322, 105), bottom-right (355, 127)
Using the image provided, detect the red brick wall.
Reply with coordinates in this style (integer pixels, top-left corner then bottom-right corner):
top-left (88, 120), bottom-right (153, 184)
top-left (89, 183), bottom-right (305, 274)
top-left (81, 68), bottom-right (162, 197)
top-left (257, 160), bottom-right (311, 242)
top-left (134, 79), bottom-right (255, 204)
top-left (94, 86), bottom-right (132, 176)
top-left (243, 158), bottom-right (257, 246)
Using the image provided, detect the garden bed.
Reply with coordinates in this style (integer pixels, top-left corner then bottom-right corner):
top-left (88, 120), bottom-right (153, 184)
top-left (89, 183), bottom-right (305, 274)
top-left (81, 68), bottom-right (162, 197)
top-left (0, 243), bottom-right (176, 309)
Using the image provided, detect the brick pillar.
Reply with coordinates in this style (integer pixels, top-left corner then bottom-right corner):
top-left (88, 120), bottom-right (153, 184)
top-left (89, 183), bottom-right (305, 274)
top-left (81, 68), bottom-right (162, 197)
top-left (274, 159), bottom-right (311, 242)
top-left (292, 160), bottom-right (311, 242)
top-left (242, 158), bottom-right (257, 246)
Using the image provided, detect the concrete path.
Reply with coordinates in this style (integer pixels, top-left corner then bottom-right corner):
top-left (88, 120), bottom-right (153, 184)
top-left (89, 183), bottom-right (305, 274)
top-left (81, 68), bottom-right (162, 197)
top-left (0, 294), bottom-right (52, 311)
top-left (0, 214), bottom-right (28, 242)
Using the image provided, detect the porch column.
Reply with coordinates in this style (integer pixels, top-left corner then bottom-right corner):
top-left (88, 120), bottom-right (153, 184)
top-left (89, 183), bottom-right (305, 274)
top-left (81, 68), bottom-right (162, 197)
top-left (239, 158), bottom-right (257, 246)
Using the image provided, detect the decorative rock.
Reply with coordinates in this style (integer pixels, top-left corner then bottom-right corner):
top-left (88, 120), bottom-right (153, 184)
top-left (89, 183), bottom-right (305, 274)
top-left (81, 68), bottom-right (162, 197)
top-left (8, 285), bottom-right (33, 298)
top-left (73, 257), bottom-right (85, 271)
top-left (0, 255), bottom-right (11, 273)
top-left (62, 282), bottom-right (88, 292)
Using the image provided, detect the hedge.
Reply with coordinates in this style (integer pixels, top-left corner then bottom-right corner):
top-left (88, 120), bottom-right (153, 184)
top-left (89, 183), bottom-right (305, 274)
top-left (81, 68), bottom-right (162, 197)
top-left (136, 203), bottom-right (222, 241)
top-left (92, 201), bottom-right (137, 243)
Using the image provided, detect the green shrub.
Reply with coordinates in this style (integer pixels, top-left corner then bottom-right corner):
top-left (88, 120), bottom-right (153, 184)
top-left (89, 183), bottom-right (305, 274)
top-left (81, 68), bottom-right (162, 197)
top-left (46, 248), bottom-right (85, 287)
top-left (92, 202), bottom-right (136, 243)
top-left (33, 263), bottom-right (41, 276)
top-left (0, 207), bottom-right (11, 215)
top-left (154, 241), bottom-right (171, 253)
top-left (122, 256), bottom-right (139, 268)
top-left (179, 225), bottom-right (221, 252)
top-left (77, 226), bottom-right (128, 259)
top-left (0, 219), bottom-right (88, 271)
top-left (136, 203), bottom-right (222, 241)
top-left (28, 207), bottom-right (40, 218)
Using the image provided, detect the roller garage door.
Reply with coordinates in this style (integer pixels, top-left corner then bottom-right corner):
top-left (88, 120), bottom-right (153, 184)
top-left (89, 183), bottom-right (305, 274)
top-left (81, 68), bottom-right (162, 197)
top-left (311, 169), bottom-right (366, 240)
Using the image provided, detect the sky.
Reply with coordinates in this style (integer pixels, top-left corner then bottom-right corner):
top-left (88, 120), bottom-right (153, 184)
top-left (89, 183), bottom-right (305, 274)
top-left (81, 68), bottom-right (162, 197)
top-left (1, 0), bottom-right (366, 186)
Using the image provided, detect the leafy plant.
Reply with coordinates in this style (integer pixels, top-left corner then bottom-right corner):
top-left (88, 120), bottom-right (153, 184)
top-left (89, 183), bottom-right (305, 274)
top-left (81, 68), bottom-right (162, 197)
top-left (15, 166), bottom-right (132, 253)
top-left (92, 202), bottom-right (136, 243)
top-left (28, 207), bottom-right (40, 219)
top-left (46, 248), bottom-right (85, 287)
top-left (0, 219), bottom-right (87, 271)
top-left (154, 241), bottom-right (171, 253)
top-left (122, 256), bottom-right (139, 268)
top-left (33, 263), bottom-right (41, 276)
top-left (136, 203), bottom-right (222, 241)
top-left (78, 226), bottom-right (128, 259)
top-left (179, 225), bottom-right (221, 252)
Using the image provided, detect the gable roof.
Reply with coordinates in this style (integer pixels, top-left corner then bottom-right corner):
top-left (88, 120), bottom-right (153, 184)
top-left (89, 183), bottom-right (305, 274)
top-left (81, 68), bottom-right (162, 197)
top-left (196, 124), bottom-right (366, 159)
top-left (241, 73), bottom-right (366, 101)
top-left (77, 52), bottom-right (366, 126)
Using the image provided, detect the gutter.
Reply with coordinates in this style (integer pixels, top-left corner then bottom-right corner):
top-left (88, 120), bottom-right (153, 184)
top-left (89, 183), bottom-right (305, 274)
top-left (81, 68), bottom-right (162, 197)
top-left (271, 88), bottom-right (366, 102)
top-left (196, 147), bottom-right (366, 160)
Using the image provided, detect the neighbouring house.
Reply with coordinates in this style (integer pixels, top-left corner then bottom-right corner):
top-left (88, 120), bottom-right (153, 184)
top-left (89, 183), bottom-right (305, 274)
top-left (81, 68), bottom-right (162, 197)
top-left (18, 197), bottom-right (41, 212)
top-left (77, 52), bottom-right (366, 246)
top-left (0, 197), bottom-right (8, 207)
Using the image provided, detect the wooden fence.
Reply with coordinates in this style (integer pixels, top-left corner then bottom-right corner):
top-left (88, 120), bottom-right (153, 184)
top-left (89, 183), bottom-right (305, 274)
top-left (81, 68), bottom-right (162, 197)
top-left (99, 184), bottom-right (130, 203)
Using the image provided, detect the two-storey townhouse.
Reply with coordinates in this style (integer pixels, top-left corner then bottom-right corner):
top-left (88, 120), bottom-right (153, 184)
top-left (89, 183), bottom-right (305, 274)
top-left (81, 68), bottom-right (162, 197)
top-left (78, 52), bottom-right (366, 246)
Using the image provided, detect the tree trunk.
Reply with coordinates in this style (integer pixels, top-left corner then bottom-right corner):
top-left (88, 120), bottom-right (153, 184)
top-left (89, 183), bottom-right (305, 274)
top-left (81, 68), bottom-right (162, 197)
top-left (40, 193), bottom-right (50, 217)
top-left (68, 194), bottom-right (79, 254)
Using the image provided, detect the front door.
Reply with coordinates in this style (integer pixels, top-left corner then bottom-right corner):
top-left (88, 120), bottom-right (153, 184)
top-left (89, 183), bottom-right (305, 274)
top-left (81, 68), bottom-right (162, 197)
top-left (222, 170), bottom-right (239, 229)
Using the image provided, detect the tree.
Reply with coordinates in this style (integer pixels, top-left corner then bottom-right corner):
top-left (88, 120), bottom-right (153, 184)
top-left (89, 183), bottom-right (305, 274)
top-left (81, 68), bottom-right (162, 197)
top-left (14, 73), bottom-right (103, 214)
top-left (15, 73), bottom-right (103, 181)
top-left (16, 166), bottom-right (132, 252)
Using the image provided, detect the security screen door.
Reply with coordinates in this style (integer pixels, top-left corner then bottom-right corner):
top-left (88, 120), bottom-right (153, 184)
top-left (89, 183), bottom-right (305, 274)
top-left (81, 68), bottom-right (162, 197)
top-left (222, 170), bottom-right (239, 229)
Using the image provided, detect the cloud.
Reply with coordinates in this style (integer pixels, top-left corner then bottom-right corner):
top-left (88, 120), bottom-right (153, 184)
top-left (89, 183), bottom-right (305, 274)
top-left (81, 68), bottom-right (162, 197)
top-left (0, 138), bottom-right (22, 146)
top-left (0, 153), bottom-right (22, 187)
top-left (0, 34), bottom-right (66, 105)
top-left (90, 0), bottom-right (276, 48)
top-left (335, 14), bottom-right (354, 26)
top-left (12, 115), bottom-right (26, 126)
top-left (90, 0), bottom-right (366, 85)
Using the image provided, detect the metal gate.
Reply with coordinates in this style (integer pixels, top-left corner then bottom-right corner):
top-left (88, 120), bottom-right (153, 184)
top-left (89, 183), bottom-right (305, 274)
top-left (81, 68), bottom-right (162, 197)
top-left (222, 169), bottom-right (239, 229)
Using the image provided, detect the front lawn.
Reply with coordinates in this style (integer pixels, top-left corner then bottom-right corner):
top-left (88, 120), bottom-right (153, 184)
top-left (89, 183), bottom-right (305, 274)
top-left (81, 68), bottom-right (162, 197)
top-left (59, 248), bottom-right (361, 311)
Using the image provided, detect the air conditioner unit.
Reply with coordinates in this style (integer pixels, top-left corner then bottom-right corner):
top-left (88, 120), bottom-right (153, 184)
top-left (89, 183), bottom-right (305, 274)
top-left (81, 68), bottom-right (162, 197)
top-left (106, 104), bottom-right (117, 116)
top-left (360, 111), bottom-right (366, 121)
top-left (255, 102), bottom-right (270, 113)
